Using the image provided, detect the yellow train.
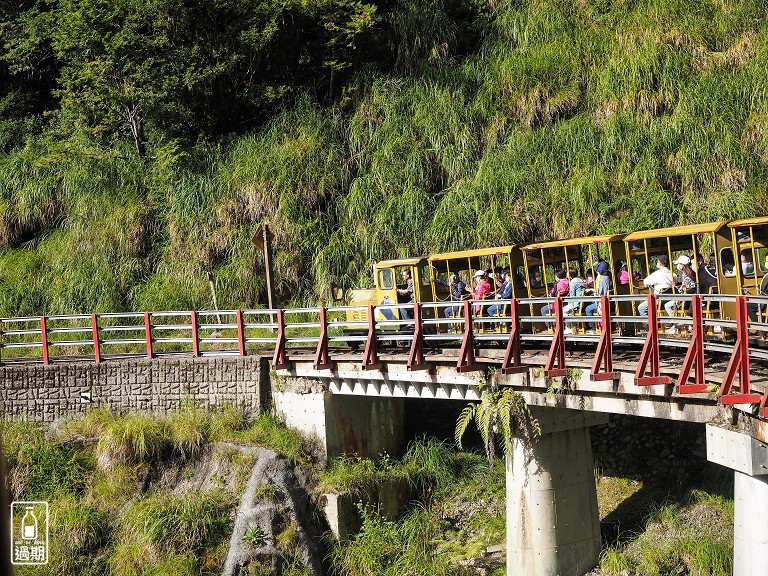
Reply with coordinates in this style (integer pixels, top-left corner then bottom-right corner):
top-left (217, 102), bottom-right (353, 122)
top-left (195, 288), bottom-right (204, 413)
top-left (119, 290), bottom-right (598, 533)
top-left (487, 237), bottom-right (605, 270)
top-left (344, 216), bottom-right (768, 332)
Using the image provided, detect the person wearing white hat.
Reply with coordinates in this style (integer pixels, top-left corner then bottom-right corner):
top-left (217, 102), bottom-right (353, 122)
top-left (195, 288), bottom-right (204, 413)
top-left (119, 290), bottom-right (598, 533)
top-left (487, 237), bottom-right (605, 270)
top-left (664, 255), bottom-right (697, 333)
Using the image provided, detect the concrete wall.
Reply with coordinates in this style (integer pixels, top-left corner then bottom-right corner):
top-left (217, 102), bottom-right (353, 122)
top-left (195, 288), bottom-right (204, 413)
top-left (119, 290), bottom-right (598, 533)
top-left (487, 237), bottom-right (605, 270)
top-left (272, 376), bottom-right (404, 461)
top-left (0, 356), bottom-right (267, 421)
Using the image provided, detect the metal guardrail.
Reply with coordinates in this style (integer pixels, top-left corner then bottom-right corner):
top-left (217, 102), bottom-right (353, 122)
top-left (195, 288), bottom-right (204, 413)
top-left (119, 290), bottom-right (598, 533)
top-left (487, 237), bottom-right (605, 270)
top-left (1, 295), bottom-right (767, 417)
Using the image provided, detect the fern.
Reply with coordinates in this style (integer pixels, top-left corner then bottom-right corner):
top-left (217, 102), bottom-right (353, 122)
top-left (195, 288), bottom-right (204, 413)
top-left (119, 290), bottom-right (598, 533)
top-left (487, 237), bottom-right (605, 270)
top-left (454, 404), bottom-right (475, 451)
top-left (455, 385), bottom-right (540, 464)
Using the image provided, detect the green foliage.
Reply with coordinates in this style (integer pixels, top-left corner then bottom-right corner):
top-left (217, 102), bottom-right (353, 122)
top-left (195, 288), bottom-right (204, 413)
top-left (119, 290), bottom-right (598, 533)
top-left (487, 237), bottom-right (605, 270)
top-left (2, 0), bottom-right (768, 316)
top-left (1, 420), bottom-right (90, 500)
top-left (317, 437), bottom-right (455, 496)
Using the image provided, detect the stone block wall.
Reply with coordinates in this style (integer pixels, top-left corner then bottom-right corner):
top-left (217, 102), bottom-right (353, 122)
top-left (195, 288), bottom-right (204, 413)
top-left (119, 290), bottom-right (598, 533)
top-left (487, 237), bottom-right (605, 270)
top-left (0, 356), bottom-right (268, 421)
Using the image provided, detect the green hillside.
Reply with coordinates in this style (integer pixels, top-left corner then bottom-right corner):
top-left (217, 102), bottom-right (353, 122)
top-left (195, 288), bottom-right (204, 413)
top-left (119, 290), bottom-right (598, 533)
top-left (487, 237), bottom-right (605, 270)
top-left (2, 0), bottom-right (767, 315)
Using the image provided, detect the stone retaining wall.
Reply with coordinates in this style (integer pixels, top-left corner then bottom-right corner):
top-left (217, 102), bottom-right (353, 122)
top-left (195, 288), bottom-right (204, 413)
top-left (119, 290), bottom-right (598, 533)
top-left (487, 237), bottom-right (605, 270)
top-left (0, 356), bottom-right (268, 421)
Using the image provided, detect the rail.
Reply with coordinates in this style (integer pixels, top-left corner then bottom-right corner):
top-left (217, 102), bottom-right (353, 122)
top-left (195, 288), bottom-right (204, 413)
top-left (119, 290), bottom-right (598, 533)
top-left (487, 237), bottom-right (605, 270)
top-left (1, 295), bottom-right (767, 417)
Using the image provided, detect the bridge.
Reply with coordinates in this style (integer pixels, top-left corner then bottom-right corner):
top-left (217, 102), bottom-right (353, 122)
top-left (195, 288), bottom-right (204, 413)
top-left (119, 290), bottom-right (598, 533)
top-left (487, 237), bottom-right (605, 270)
top-left (2, 292), bottom-right (768, 576)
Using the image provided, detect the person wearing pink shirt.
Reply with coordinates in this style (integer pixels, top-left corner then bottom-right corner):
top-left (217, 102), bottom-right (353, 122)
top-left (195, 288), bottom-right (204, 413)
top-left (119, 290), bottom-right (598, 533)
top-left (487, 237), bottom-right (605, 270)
top-left (541, 269), bottom-right (570, 318)
top-left (472, 270), bottom-right (492, 314)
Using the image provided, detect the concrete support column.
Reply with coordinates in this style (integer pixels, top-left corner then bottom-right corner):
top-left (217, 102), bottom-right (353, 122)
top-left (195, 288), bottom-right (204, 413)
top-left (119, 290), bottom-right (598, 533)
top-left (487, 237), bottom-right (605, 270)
top-left (734, 471), bottom-right (768, 572)
top-left (706, 424), bottom-right (768, 576)
top-left (507, 407), bottom-right (607, 576)
top-left (272, 381), bottom-right (404, 461)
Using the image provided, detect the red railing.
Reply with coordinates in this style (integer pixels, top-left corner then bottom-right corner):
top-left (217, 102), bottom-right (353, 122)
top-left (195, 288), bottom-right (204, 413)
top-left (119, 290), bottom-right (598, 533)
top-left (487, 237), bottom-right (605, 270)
top-left (1, 294), bottom-right (767, 417)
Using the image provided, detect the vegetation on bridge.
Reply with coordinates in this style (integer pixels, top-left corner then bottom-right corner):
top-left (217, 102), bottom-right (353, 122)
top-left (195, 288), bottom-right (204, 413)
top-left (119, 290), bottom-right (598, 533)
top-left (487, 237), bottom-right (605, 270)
top-left (2, 1), bottom-right (768, 316)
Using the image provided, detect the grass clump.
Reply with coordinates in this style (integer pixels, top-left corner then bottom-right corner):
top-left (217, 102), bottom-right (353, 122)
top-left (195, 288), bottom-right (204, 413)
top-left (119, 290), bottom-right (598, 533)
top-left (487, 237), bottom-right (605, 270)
top-left (1, 420), bottom-right (91, 500)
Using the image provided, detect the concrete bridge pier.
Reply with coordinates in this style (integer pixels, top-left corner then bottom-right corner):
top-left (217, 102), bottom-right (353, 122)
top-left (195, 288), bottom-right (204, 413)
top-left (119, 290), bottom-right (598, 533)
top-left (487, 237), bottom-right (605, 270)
top-left (507, 407), bottom-right (608, 576)
top-left (271, 377), bottom-right (404, 461)
top-left (706, 424), bottom-right (768, 576)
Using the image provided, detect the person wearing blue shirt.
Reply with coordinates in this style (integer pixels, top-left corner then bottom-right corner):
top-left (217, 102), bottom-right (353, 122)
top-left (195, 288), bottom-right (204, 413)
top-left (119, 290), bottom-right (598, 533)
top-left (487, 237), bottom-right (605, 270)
top-left (437, 274), bottom-right (467, 318)
top-left (488, 271), bottom-right (513, 318)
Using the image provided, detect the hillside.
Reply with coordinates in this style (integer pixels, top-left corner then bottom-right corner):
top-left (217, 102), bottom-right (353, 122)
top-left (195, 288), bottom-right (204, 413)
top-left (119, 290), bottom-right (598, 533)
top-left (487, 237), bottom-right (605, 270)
top-left (2, 0), bottom-right (768, 316)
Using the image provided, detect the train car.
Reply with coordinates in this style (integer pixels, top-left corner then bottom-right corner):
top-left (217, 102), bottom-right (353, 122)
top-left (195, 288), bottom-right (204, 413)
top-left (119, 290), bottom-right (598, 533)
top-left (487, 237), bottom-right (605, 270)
top-left (427, 246), bottom-right (526, 331)
top-left (520, 234), bottom-right (631, 331)
top-left (623, 221), bottom-right (735, 320)
top-left (344, 257), bottom-right (433, 327)
top-left (727, 217), bottom-right (768, 299)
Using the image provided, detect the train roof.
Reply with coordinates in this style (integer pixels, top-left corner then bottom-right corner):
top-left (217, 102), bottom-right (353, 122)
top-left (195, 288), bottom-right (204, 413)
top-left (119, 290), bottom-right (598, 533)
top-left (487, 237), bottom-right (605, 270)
top-left (374, 257), bottom-right (427, 268)
top-left (428, 246), bottom-right (516, 261)
top-left (522, 234), bottom-right (625, 250)
top-left (728, 216), bottom-right (768, 228)
top-left (624, 221), bottom-right (728, 240)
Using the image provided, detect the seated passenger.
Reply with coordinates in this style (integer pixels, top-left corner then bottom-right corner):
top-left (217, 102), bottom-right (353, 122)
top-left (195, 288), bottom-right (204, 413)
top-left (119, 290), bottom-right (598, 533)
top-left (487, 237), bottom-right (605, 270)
top-left (488, 271), bottom-right (513, 318)
top-left (436, 274), bottom-right (466, 318)
top-left (637, 255), bottom-right (676, 317)
top-left (747, 253), bottom-right (768, 322)
top-left (540, 269), bottom-right (569, 318)
top-left (473, 270), bottom-right (492, 314)
top-left (664, 256), bottom-right (697, 333)
top-left (617, 262), bottom-right (630, 285)
top-left (695, 253), bottom-right (718, 295)
top-left (563, 268), bottom-right (586, 315)
top-left (585, 260), bottom-right (612, 331)
top-left (396, 269), bottom-right (414, 320)
top-left (741, 251), bottom-right (755, 276)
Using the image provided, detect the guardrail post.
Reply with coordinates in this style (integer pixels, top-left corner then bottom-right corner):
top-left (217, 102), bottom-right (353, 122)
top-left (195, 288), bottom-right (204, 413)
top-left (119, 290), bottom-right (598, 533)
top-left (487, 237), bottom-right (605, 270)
top-left (501, 299), bottom-right (526, 374)
top-left (407, 303), bottom-right (429, 371)
top-left (144, 312), bottom-right (153, 359)
top-left (40, 315), bottom-right (49, 365)
top-left (457, 300), bottom-right (480, 372)
top-left (591, 295), bottom-right (618, 381)
top-left (91, 314), bottom-right (101, 364)
top-left (635, 294), bottom-right (671, 386)
top-left (676, 294), bottom-right (706, 393)
top-left (544, 297), bottom-right (567, 377)
top-left (236, 310), bottom-right (247, 356)
top-left (191, 310), bottom-right (200, 357)
top-left (271, 309), bottom-right (289, 369)
top-left (314, 306), bottom-right (332, 369)
top-left (362, 304), bottom-right (382, 370)
top-left (719, 296), bottom-right (761, 404)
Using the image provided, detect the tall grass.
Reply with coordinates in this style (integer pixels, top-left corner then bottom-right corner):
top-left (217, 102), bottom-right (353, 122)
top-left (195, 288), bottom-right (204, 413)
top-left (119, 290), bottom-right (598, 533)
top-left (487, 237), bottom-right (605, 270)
top-left (2, 1), bottom-right (768, 314)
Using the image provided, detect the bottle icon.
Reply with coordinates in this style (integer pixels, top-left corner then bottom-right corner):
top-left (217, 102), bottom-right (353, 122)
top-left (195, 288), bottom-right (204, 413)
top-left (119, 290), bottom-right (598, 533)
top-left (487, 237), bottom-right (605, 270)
top-left (21, 507), bottom-right (37, 540)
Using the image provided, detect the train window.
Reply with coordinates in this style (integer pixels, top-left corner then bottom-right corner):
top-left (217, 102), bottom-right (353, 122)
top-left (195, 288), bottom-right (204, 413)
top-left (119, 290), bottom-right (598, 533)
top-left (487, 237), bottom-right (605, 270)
top-left (421, 265), bottom-right (432, 284)
top-left (378, 269), bottom-right (394, 289)
top-left (514, 266), bottom-right (527, 289)
top-left (758, 248), bottom-right (768, 274)
top-left (529, 265), bottom-right (545, 289)
top-left (739, 249), bottom-right (757, 277)
top-left (630, 257), bottom-right (646, 279)
top-left (720, 248), bottom-right (736, 277)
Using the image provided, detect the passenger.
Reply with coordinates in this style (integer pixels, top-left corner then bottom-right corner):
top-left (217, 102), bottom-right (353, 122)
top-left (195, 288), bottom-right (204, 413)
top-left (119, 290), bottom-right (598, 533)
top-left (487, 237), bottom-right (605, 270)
top-left (741, 251), bottom-right (755, 276)
top-left (488, 271), bottom-right (513, 319)
top-left (563, 268), bottom-right (587, 334)
top-left (584, 260), bottom-right (612, 332)
top-left (563, 268), bottom-right (586, 316)
top-left (695, 253), bottom-right (718, 295)
top-left (724, 265), bottom-right (736, 277)
top-left (747, 253), bottom-right (768, 322)
top-left (637, 255), bottom-right (676, 317)
top-left (473, 270), bottom-right (492, 314)
top-left (617, 262), bottom-right (630, 285)
top-left (396, 269), bottom-right (414, 320)
top-left (540, 269), bottom-right (569, 319)
top-left (437, 273), bottom-right (466, 319)
top-left (664, 256), bottom-right (697, 333)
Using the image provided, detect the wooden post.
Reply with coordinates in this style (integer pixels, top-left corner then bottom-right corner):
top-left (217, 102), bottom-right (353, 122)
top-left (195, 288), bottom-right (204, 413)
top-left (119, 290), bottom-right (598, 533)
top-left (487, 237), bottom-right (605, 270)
top-left (254, 224), bottom-right (277, 310)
